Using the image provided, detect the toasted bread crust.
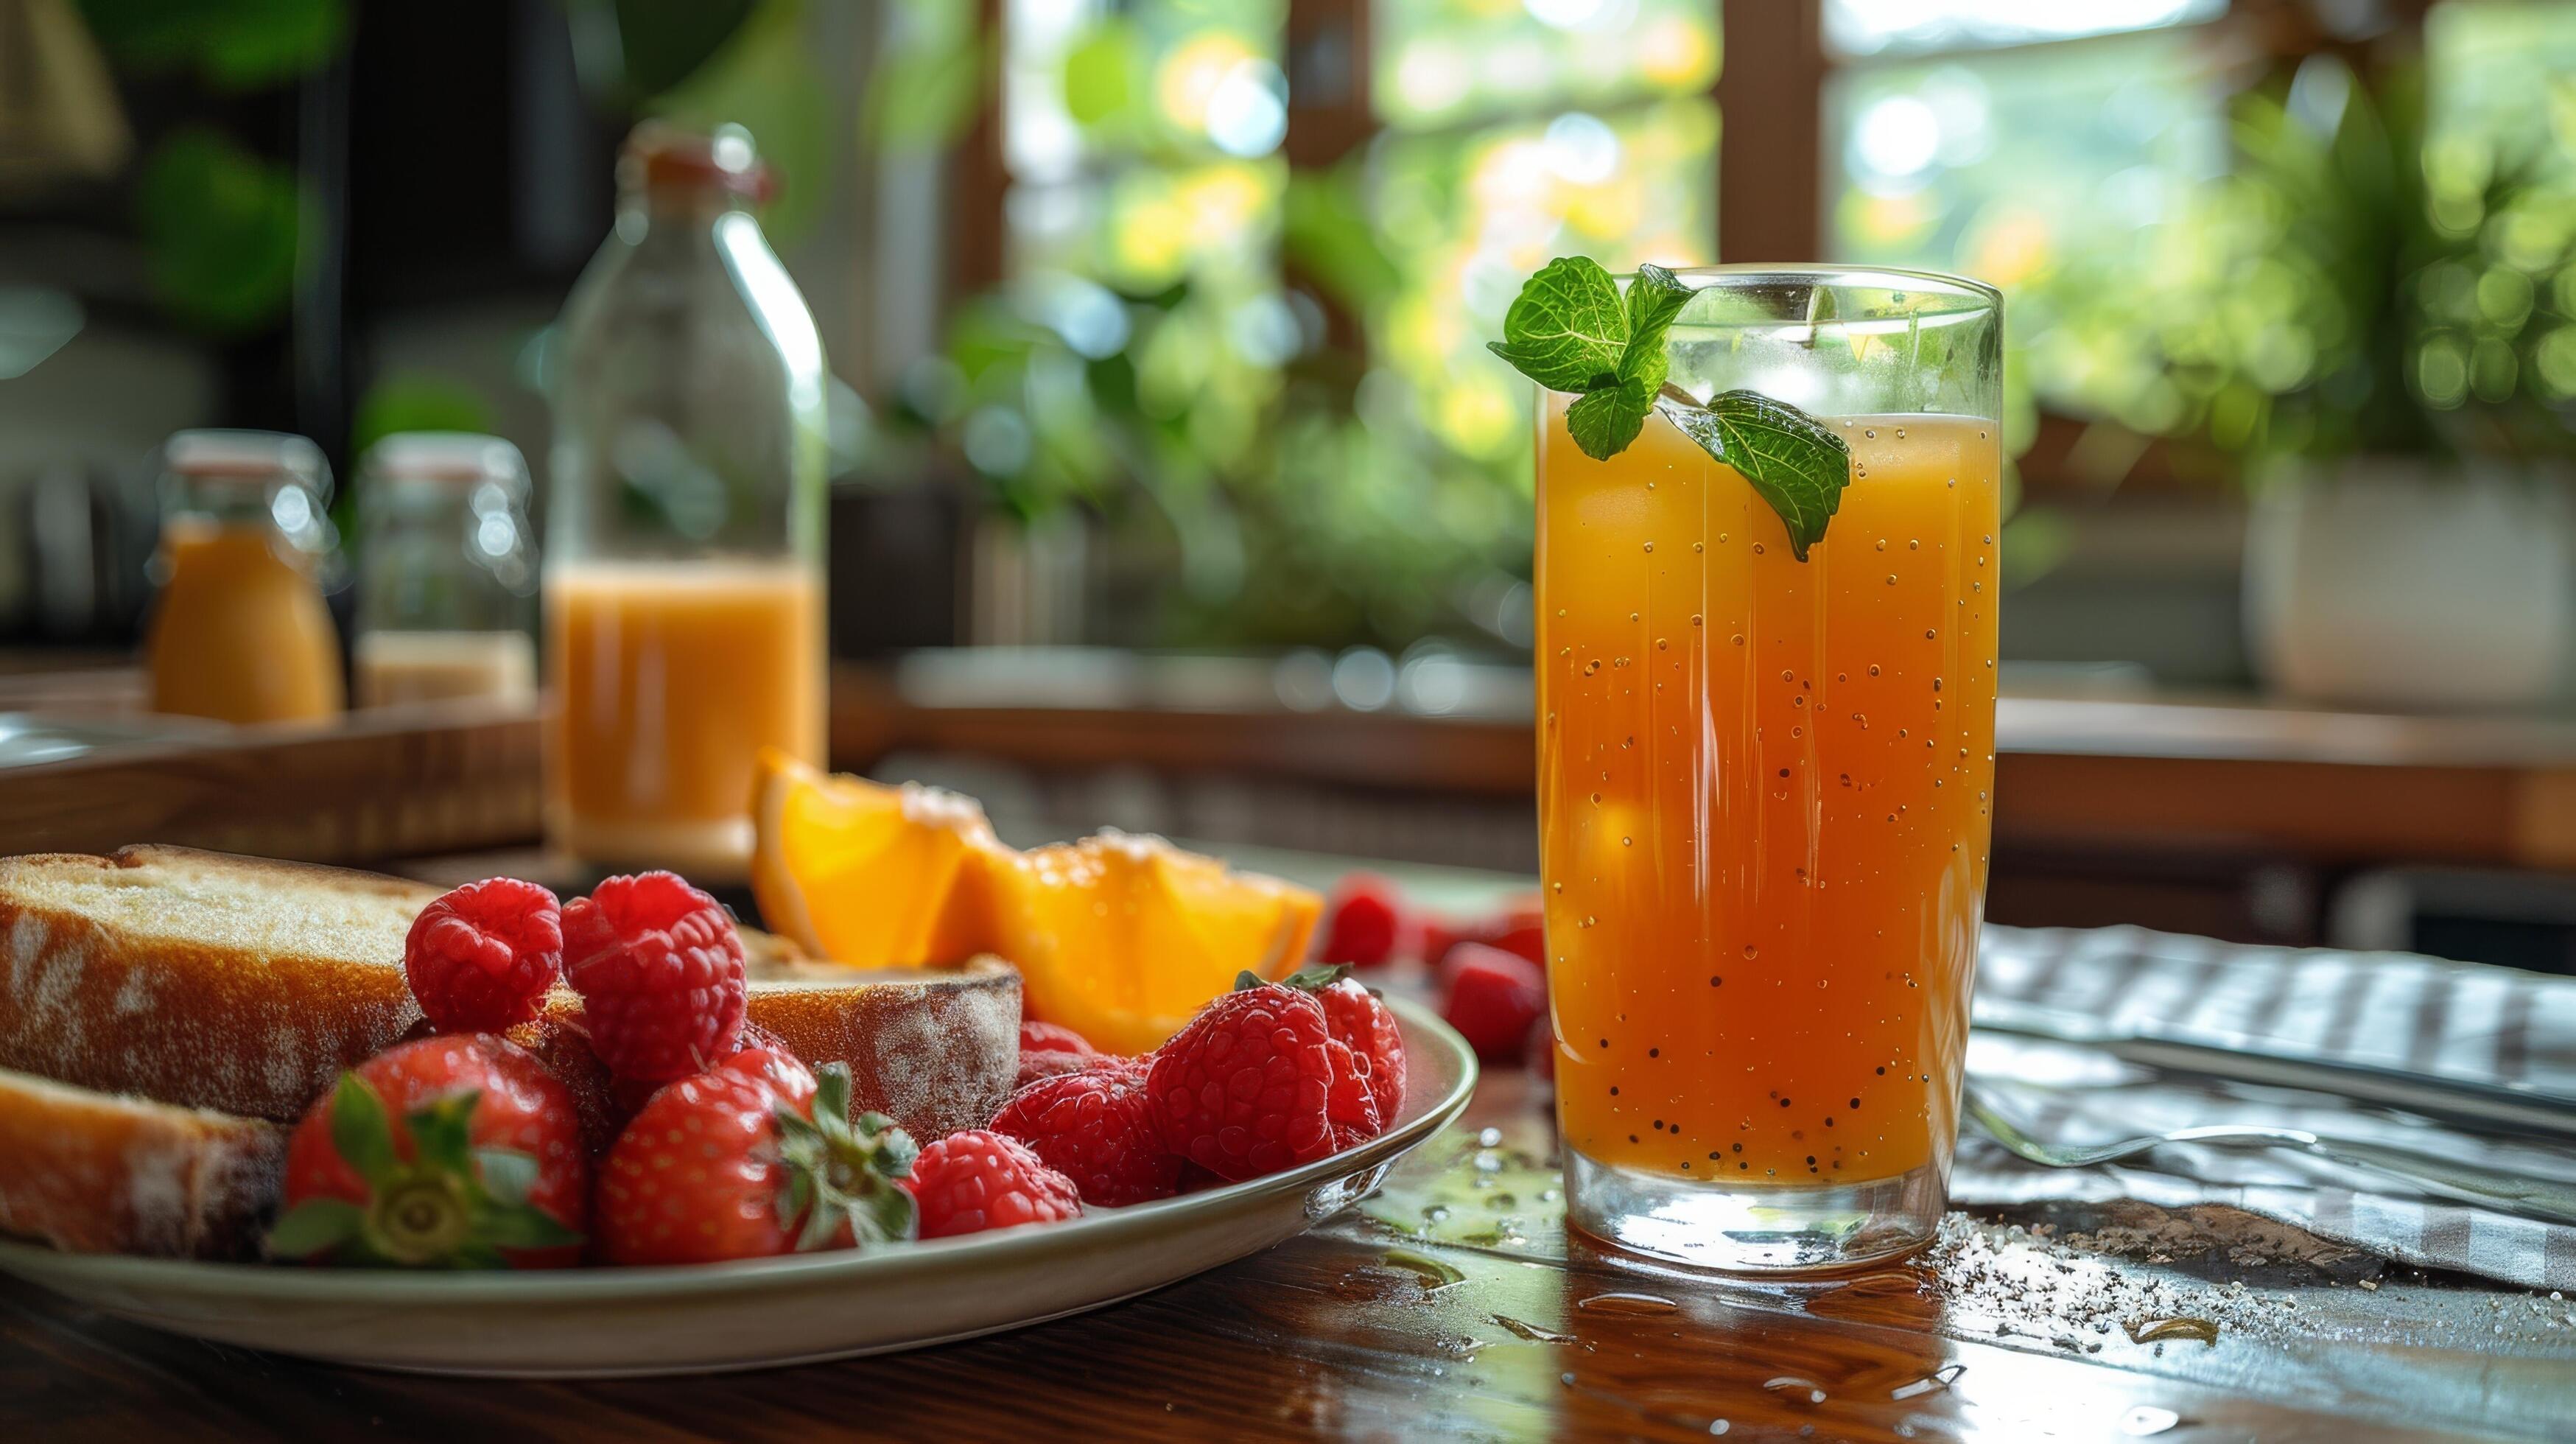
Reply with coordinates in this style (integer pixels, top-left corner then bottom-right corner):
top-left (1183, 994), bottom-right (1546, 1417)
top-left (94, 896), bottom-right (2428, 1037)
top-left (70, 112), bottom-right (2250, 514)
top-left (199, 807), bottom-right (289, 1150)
top-left (0, 848), bottom-right (434, 1123)
top-left (0, 1068), bottom-right (284, 1258)
top-left (527, 957), bottom-right (1022, 1146)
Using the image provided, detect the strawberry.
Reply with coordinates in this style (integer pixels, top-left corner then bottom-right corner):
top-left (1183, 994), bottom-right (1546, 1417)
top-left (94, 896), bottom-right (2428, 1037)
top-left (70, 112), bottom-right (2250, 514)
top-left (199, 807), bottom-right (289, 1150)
top-left (1015, 1017), bottom-right (1101, 1090)
top-left (1145, 977), bottom-right (1337, 1181)
top-left (561, 871), bottom-right (748, 1086)
top-left (270, 1034), bottom-right (586, 1269)
top-left (1442, 943), bottom-right (1547, 1062)
top-left (1319, 873), bottom-right (1406, 968)
top-left (908, 1129), bottom-right (1083, 1238)
top-left (595, 1054), bottom-right (917, 1265)
top-left (404, 877), bottom-right (563, 1034)
top-left (991, 1056), bottom-right (1179, 1207)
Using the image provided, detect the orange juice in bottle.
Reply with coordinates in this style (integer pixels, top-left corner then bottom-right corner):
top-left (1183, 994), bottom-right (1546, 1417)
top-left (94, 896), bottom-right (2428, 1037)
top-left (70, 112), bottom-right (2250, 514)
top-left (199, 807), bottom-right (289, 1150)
top-left (545, 123), bottom-right (827, 874)
top-left (544, 561), bottom-right (824, 869)
top-left (145, 431), bottom-right (344, 724)
top-left (1529, 265), bottom-right (2002, 1272)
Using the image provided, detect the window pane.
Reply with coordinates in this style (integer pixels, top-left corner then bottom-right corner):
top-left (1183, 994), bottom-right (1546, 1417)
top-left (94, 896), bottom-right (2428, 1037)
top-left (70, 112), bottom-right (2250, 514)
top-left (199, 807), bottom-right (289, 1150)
top-left (1372, 98), bottom-right (1720, 460)
top-left (1006, 0), bottom-right (1288, 182)
top-left (1828, 29), bottom-right (2227, 425)
top-left (1372, 0), bottom-right (1719, 131)
top-left (1824, 0), bottom-right (2224, 60)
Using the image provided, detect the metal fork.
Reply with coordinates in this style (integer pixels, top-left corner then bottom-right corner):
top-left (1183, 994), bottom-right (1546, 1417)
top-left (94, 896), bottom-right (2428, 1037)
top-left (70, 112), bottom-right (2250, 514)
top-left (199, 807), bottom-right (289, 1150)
top-left (1964, 1085), bottom-right (2576, 1229)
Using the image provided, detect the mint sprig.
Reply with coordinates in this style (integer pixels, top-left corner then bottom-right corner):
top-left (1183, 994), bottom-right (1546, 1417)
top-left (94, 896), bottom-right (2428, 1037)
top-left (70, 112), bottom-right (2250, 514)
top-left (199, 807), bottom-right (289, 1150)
top-left (1489, 256), bottom-right (1854, 560)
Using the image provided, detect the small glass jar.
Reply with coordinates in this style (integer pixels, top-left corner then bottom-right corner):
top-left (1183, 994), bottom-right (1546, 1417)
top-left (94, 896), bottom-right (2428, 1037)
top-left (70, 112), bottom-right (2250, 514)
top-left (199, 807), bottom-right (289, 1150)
top-left (144, 430), bottom-right (344, 724)
top-left (351, 432), bottom-right (539, 709)
top-left (544, 122), bottom-right (829, 872)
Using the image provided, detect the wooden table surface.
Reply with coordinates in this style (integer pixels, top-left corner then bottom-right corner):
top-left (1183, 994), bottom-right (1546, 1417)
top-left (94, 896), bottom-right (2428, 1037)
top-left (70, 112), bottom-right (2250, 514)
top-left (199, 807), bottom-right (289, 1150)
top-left (7, 1063), bottom-right (2570, 1443)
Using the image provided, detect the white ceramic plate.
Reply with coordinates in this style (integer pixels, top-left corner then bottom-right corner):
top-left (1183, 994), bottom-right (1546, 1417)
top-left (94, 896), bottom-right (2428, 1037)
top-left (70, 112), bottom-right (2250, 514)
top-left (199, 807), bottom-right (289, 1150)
top-left (0, 996), bottom-right (1475, 1378)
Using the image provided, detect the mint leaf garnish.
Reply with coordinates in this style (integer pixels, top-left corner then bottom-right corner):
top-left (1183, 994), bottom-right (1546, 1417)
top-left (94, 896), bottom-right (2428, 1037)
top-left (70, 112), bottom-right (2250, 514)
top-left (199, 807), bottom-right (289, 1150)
top-left (1484, 256), bottom-right (1626, 394)
top-left (1487, 256), bottom-right (1856, 558)
top-left (1565, 376), bottom-right (1653, 458)
top-left (1617, 262), bottom-right (1691, 396)
top-left (1655, 390), bottom-right (1853, 561)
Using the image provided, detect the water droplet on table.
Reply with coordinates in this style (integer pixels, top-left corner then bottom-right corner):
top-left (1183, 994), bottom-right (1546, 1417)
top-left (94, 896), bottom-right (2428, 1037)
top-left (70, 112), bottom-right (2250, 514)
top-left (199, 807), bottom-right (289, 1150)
top-left (2119, 1405), bottom-right (2182, 1436)
top-left (1577, 1291), bottom-right (1680, 1317)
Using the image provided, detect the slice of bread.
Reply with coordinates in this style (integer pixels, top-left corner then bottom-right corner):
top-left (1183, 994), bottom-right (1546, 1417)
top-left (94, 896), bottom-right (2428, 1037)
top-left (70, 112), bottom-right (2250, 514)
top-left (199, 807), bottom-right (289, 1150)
top-left (0, 847), bottom-right (437, 1122)
top-left (0, 1066), bottom-right (284, 1258)
top-left (0, 846), bottom-right (1023, 1137)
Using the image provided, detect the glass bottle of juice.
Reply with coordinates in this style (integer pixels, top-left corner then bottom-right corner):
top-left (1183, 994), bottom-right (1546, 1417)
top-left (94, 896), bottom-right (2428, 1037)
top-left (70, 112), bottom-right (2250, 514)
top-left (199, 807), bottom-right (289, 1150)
top-left (145, 430), bottom-right (345, 724)
top-left (351, 432), bottom-right (538, 709)
top-left (546, 122), bottom-right (828, 874)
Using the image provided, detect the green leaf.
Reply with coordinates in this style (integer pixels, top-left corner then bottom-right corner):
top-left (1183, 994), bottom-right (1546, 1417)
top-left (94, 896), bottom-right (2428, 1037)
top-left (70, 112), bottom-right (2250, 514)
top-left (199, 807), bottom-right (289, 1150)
top-left (1656, 390), bottom-right (1855, 561)
top-left (1281, 964), bottom-right (1353, 993)
top-left (134, 126), bottom-right (308, 335)
top-left (1618, 262), bottom-right (1693, 398)
top-left (1566, 377), bottom-right (1654, 461)
top-left (1485, 256), bottom-right (1628, 393)
top-left (407, 1093), bottom-right (482, 1180)
top-left (874, 1126), bottom-right (919, 1181)
top-left (327, 1073), bottom-right (401, 1190)
top-left (852, 1182), bottom-right (919, 1246)
top-left (266, 1198), bottom-right (365, 1259)
top-left (815, 1062), bottom-right (853, 1126)
top-left (1233, 970), bottom-right (1269, 992)
top-left (474, 1147), bottom-right (538, 1208)
top-left (474, 1202), bottom-right (583, 1252)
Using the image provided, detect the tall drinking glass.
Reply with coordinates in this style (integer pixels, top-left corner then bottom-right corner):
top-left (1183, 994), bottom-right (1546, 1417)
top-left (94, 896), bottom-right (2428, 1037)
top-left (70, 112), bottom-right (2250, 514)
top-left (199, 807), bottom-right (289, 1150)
top-left (1537, 266), bottom-right (2002, 1272)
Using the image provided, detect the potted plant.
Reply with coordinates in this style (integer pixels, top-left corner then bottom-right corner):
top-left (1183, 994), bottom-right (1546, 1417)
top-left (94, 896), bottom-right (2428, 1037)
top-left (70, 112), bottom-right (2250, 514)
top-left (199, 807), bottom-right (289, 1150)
top-left (2127, 50), bottom-right (2576, 709)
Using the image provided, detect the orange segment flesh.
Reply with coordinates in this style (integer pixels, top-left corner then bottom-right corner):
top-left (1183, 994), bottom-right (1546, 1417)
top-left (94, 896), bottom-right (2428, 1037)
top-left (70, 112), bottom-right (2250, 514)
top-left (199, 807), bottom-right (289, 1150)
top-left (751, 749), bottom-right (997, 970)
top-left (974, 833), bottom-right (1322, 1055)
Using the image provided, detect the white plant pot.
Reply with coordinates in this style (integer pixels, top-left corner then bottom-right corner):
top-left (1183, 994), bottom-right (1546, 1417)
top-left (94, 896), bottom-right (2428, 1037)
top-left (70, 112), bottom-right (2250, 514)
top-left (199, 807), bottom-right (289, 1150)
top-left (2243, 458), bottom-right (2574, 710)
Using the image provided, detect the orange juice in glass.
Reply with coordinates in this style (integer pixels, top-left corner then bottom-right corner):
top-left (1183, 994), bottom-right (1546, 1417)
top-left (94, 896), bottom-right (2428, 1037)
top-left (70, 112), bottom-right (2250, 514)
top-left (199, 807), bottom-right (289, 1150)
top-left (545, 123), bottom-right (828, 875)
top-left (1531, 266), bottom-right (2001, 1271)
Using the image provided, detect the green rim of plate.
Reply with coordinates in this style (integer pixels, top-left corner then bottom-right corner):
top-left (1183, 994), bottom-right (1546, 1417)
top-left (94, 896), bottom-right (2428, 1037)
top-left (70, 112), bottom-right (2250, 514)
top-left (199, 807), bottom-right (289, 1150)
top-left (0, 992), bottom-right (1478, 1302)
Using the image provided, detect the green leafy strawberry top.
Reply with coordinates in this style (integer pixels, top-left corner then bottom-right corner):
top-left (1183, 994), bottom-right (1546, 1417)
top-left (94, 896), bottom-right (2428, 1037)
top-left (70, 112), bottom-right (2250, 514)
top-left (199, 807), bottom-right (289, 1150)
top-left (1487, 258), bottom-right (1855, 561)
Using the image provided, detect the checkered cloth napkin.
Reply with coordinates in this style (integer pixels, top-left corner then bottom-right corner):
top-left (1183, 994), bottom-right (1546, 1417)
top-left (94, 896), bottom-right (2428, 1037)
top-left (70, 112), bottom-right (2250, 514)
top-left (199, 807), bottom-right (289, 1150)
top-left (1960, 925), bottom-right (2576, 1291)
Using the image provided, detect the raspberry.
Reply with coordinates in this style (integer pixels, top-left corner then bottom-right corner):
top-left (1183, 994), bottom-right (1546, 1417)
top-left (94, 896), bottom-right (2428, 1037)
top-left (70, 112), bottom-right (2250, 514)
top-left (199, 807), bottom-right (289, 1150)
top-left (991, 1057), bottom-right (1178, 1206)
top-left (1145, 983), bottom-right (1336, 1181)
top-left (561, 872), bottom-right (747, 1086)
top-left (1320, 873), bottom-right (1406, 968)
top-left (404, 878), bottom-right (563, 1033)
top-left (1315, 976), bottom-right (1405, 1131)
top-left (1426, 904), bottom-right (1546, 972)
top-left (1021, 1020), bottom-right (1096, 1054)
top-left (907, 1129), bottom-right (1082, 1238)
top-left (1442, 943), bottom-right (1546, 1062)
top-left (1014, 1018), bottom-right (1101, 1090)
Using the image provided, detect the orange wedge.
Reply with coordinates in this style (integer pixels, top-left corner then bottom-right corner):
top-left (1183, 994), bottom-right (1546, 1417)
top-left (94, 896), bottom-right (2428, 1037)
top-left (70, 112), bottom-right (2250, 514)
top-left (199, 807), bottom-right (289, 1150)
top-left (750, 749), bottom-right (997, 970)
top-left (971, 833), bottom-right (1322, 1055)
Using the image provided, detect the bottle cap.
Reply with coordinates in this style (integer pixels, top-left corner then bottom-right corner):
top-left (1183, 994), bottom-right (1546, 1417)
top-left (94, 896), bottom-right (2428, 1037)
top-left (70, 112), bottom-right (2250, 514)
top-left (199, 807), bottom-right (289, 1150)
top-left (363, 432), bottom-right (530, 494)
top-left (620, 122), bottom-right (775, 204)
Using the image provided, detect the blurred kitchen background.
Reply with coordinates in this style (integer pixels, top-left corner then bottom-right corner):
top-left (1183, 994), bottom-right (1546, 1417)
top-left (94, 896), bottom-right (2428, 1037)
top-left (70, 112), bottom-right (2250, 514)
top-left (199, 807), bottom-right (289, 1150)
top-left (7, 0), bottom-right (2576, 965)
